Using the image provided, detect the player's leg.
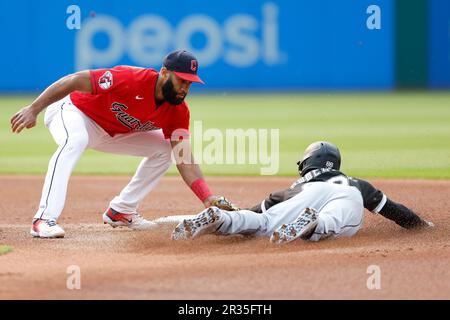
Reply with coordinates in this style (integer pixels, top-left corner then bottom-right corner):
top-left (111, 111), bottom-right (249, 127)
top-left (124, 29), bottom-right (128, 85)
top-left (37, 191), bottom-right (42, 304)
top-left (268, 183), bottom-right (362, 244)
top-left (308, 187), bottom-right (364, 241)
top-left (179, 182), bottom-right (338, 240)
top-left (263, 182), bottom-right (335, 238)
top-left (32, 97), bottom-right (92, 237)
top-left (269, 207), bottom-right (319, 244)
top-left (92, 130), bottom-right (172, 229)
top-left (171, 206), bottom-right (268, 240)
top-left (217, 209), bottom-right (269, 235)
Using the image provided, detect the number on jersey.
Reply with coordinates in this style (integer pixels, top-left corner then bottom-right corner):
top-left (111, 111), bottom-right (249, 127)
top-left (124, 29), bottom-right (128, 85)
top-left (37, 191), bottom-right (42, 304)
top-left (327, 175), bottom-right (349, 186)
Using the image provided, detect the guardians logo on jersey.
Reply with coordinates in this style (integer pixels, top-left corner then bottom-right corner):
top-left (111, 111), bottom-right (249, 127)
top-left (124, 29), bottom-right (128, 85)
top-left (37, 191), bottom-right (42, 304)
top-left (98, 71), bottom-right (113, 90)
top-left (111, 102), bottom-right (160, 132)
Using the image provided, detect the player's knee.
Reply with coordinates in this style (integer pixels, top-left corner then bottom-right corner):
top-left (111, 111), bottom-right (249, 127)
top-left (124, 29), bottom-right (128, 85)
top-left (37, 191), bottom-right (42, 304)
top-left (65, 133), bottom-right (89, 152)
top-left (154, 142), bottom-right (172, 163)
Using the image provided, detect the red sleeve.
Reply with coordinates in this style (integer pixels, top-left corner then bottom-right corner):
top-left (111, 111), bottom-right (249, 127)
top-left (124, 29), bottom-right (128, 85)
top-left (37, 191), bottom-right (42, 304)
top-left (90, 66), bottom-right (131, 95)
top-left (164, 105), bottom-right (190, 140)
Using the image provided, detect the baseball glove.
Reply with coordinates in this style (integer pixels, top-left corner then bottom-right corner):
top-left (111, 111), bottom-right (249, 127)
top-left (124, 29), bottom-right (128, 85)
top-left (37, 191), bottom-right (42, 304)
top-left (210, 196), bottom-right (240, 211)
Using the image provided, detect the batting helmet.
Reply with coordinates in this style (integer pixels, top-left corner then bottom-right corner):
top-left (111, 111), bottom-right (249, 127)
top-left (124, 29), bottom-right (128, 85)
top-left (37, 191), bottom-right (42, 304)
top-left (297, 141), bottom-right (341, 176)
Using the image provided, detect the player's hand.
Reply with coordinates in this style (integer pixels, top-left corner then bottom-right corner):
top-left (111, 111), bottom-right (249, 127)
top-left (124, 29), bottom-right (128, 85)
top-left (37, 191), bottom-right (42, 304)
top-left (11, 105), bottom-right (38, 133)
top-left (203, 195), bottom-right (240, 211)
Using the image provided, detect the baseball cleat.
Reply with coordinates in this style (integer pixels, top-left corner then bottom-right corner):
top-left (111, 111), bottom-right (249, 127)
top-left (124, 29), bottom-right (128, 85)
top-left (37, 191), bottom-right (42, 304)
top-left (102, 207), bottom-right (157, 230)
top-left (270, 207), bottom-right (319, 244)
top-left (171, 207), bottom-right (223, 240)
top-left (420, 219), bottom-right (435, 228)
top-left (30, 219), bottom-right (65, 238)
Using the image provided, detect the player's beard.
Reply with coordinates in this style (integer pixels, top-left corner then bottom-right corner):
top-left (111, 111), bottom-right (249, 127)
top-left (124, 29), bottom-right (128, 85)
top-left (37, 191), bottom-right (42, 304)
top-left (162, 75), bottom-right (186, 105)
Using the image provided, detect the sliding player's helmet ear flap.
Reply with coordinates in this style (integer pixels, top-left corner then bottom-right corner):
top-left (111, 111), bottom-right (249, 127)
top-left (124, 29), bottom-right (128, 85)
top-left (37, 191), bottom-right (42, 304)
top-left (298, 141), bottom-right (341, 176)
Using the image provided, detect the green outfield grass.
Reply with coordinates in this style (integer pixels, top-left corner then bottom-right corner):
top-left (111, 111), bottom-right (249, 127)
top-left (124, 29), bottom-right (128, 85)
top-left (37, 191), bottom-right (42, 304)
top-left (1, 92), bottom-right (449, 178)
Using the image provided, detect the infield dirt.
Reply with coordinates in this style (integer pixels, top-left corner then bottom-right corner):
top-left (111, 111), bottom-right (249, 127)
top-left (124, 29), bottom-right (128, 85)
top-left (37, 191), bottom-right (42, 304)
top-left (0, 176), bottom-right (449, 299)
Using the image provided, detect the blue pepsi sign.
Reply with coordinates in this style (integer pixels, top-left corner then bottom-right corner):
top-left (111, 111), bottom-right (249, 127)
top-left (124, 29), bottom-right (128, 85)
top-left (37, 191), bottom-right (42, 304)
top-left (0, 0), bottom-right (394, 91)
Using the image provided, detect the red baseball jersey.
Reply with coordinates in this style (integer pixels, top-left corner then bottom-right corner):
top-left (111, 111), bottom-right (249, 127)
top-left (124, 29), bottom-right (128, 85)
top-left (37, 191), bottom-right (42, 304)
top-left (70, 66), bottom-right (190, 139)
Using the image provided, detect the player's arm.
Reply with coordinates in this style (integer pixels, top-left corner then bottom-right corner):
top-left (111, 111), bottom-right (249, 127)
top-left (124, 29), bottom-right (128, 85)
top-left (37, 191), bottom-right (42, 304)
top-left (247, 188), bottom-right (291, 213)
top-left (379, 199), bottom-right (433, 228)
top-left (11, 70), bottom-right (92, 133)
top-left (352, 178), bottom-right (432, 229)
top-left (171, 139), bottom-right (235, 208)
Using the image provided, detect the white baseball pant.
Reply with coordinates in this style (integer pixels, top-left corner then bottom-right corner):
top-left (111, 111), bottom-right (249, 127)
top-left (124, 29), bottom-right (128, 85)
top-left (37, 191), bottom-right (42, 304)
top-left (34, 95), bottom-right (172, 221)
top-left (216, 182), bottom-right (365, 241)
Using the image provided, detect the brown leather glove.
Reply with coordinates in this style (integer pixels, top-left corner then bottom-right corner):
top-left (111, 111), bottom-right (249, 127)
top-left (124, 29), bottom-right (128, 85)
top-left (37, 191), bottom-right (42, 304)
top-left (209, 196), bottom-right (240, 211)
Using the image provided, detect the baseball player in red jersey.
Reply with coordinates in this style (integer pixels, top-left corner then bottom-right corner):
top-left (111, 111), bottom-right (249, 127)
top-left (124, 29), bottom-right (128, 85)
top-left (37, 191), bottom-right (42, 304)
top-left (11, 50), bottom-right (236, 238)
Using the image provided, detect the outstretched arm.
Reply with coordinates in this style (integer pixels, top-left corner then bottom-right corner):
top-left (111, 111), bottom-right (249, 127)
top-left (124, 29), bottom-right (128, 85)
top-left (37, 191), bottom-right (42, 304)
top-left (352, 178), bottom-right (432, 229)
top-left (171, 139), bottom-right (238, 209)
top-left (247, 189), bottom-right (288, 213)
top-left (10, 70), bottom-right (91, 133)
top-left (378, 199), bottom-right (432, 229)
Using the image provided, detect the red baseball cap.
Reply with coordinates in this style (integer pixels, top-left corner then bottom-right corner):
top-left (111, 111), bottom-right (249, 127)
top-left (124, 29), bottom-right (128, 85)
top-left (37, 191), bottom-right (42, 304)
top-left (163, 50), bottom-right (205, 84)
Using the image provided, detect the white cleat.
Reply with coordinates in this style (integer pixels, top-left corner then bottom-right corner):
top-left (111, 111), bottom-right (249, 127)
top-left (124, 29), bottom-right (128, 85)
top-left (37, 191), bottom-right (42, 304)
top-left (30, 219), bottom-right (65, 238)
top-left (171, 207), bottom-right (223, 240)
top-left (270, 207), bottom-right (319, 244)
top-left (423, 220), bottom-right (435, 228)
top-left (102, 208), bottom-right (157, 230)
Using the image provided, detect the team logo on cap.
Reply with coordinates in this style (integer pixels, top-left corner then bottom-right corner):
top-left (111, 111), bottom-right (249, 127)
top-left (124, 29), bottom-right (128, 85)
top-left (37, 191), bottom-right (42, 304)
top-left (99, 71), bottom-right (113, 90)
top-left (326, 161), bottom-right (334, 168)
top-left (190, 60), bottom-right (198, 72)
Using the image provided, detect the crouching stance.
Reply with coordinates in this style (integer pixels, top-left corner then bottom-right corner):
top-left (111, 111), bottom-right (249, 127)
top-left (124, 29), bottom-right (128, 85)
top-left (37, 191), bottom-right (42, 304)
top-left (172, 141), bottom-right (433, 244)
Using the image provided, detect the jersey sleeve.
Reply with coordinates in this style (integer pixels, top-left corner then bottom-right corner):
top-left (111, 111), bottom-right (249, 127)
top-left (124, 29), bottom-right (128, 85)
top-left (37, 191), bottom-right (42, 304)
top-left (163, 104), bottom-right (190, 140)
top-left (89, 66), bottom-right (131, 95)
top-left (350, 178), bottom-right (386, 213)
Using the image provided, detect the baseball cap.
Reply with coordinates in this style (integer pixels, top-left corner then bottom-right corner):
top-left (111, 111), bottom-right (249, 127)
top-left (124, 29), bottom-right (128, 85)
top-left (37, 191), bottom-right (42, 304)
top-left (163, 50), bottom-right (204, 84)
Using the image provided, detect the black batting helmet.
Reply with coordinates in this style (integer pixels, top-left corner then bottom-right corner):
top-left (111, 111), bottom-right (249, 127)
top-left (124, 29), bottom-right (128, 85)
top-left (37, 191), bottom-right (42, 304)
top-left (297, 141), bottom-right (341, 176)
